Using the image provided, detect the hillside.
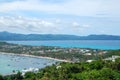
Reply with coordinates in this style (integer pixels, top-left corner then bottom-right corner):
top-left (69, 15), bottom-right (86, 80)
top-left (1, 57), bottom-right (120, 80)
top-left (0, 31), bottom-right (120, 40)
top-left (0, 42), bottom-right (120, 80)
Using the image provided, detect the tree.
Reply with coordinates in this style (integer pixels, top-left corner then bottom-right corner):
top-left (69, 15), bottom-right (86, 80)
top-left (0, 75), bottom-right (3, 80)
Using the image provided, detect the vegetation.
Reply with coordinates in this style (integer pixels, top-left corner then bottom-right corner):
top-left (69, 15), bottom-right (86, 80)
top-left (0, 41), bottom-right (119, 62)
top-left (0, 42), bottom-right (120, 80)
top-left (103, 50), bottom-right (120, 57)
top-left (1, 58), bottom-right (120, 80)
top-left (0, 42), bottom-right (107, 62)
top-left (0, 31), bottom-right (120, 40)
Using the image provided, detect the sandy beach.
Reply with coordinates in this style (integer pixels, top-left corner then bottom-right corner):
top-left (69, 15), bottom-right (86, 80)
top-left (0, 52), bottom-right (71, 63)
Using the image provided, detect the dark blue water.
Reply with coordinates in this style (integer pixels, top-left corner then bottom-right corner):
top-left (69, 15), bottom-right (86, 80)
top-left (7, 40), bottom-right (120, 50)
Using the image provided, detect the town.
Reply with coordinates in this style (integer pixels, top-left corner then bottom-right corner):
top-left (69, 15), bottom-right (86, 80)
top-left (0, 42), bottom-right (111, 62)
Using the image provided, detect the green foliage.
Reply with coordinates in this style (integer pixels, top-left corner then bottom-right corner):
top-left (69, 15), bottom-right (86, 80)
top-left (104, 50), bottom-right (120, 58)
top-left (2, 58), bottom-right (120, 80)
top-left (1, 42), bottom-right (120, 80)
top-left (88, 60), bottom-right (105, 70)
top-left (0, 75), bottom-right (4, 80)
top-left (24, 72), bottom-right (36, 79)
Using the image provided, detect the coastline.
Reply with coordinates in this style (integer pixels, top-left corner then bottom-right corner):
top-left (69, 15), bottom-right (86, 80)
top-left (0, 52), bottom-right (71, 63)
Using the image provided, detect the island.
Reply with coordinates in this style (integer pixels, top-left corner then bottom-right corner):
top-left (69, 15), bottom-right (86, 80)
top-left (0, 41), bottom-right (120, 80)
top-left (0, 42), bottom-right (110, 62)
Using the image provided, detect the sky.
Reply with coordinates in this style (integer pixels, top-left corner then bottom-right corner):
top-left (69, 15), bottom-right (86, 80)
top-left (0, 0), bottom-right (120, 36)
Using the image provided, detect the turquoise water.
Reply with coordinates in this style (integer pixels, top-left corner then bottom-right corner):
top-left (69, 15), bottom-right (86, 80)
top-left (1, 40), bottom-right (120, 75)
top-left (0, 53), bottom-right (57, 75)
top-left (7, 40), bottom-right (120, 50)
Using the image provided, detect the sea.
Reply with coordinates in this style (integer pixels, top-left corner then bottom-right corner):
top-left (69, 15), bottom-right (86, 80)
top-left (0, 53), bottom-right (57, 75)
top-left (0, 40), bottom-right (120, 75)
top-left (7, 40), bottom-right (120, 50)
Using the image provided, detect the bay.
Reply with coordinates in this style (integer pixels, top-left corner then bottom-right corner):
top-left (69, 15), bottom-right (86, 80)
top-left (0, 53), bottom-right (57, 75)
top-left (7, 40), bottom-right (120, 50)
top-left (1, 40), bottom-right (120, 75)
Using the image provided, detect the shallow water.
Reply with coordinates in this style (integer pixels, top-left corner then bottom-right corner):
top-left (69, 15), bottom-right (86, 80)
top-left (0, 53), bottom-right (57, 75)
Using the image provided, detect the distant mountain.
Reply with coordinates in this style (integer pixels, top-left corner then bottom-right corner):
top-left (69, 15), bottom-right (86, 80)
top-left (0, 31), bottom-right (120, 40)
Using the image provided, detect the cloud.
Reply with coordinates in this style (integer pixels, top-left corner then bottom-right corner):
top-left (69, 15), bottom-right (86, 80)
top-left (0, 0), bottom-right (120, 17)
top-left (0, 16), bottom-right (60, 33)
top-left (72, 22), bottom-right (80, 27)
top-left (0, 15), bottom-right (92, 35)
top-left (72, 22), bottom-right (90, 28)
top-left (82, 24), bottom-right (90, 28)
top-left (40, 0), bottom-right (69, 4)
top-left (0, 0), bottom-right (120, 35)
top-left (69, 21), bottom-right (91, 34)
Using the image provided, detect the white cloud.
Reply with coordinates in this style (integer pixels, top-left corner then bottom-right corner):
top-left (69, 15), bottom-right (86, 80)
top-left (0, 16), bottom-right (92, 34)
top-left (0, 0), bottom-right (120, 17)
top-left (72, 22), bottom-right (90, 28)
top-left (0, 0), bottom-right (120, 35)
top-left (70, 21), bottom-right (91, 34)
top-left (0, 16), bottom-right (59, 33)
top-left (72, 22), bottom-right (80, 27)
top-left (82, 24), bottom-right (90, 28)
top-left (55, 19), bottom-right (61, 24)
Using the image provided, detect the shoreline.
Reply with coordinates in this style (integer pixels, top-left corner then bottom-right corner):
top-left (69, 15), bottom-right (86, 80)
top-left (0, 52), bottom-right (71, 63)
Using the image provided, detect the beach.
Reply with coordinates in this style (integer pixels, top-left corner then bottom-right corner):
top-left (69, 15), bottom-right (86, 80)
top-left (0, 52), bottom-right (71, 63)
top-left (0, 52), bottom-right (59, 75)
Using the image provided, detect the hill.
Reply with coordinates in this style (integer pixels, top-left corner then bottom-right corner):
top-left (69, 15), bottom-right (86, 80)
top-left (1, 55), bottom-right (120, 80)
top-left (0, 31), bottom-right (120, 40)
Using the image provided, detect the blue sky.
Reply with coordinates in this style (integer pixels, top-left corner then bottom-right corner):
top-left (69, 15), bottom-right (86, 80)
top-left (0, 0), bottom-right (120, 35)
